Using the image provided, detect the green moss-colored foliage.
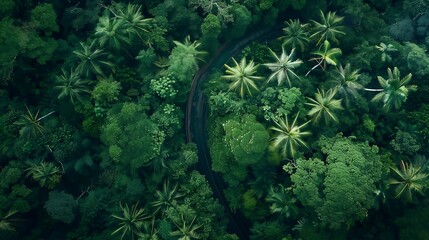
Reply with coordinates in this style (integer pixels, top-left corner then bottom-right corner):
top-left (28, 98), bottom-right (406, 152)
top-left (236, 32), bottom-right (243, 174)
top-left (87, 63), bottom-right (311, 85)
top-left (223, 114), bottom-right (269, 165)
top-left (44, 191), bottom-right (77, 224)
top-left (259, 87), bottom-right (305, 121)
top-left (403, 42), bottom-right (429, 78)
top-left (151, 104), bottom-right (183, 137)
top-left (92, 78), bottom-right (122, 104)
top-left (150, 74), bottom-right (179, 99)
top-left (30, 3), bottom-right (59, 36)
top-left (290, 134), bottom-right (383, 229)
top-left (100, 102), bottom-right (163, 169)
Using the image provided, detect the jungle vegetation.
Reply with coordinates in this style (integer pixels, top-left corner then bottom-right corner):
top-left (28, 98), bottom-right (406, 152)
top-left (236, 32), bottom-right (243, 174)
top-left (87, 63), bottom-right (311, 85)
top-left (1, 0), bottom-right (429, 240)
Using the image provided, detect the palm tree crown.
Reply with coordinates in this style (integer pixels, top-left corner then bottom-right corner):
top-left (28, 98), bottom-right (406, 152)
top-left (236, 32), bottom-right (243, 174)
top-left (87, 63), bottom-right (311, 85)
top-left (95, 14), bottom-right (131, 50)
top-left (263, 47), bottom-right (303, 87)
top-left (306, 88), bottom-right (343, 124)
top-left (270, 113), bottom-right (311, 158)
top-left (114, 3), bottom-right (151, 39)
top-left (389, 160), bottom-right (428, 201)
top-left (14, 106), bottom-right (54, 138)
top-left (0, 210), bottom-right (19, 232)
top-left (151, 181), bottom-right (184, 216)
top-left (280, 19), bottom-right (310, 52)
top-left (310, 11), bottom-right (346, 46)
top-left (306, 40), bottom-right (342, 76)
top-left (112, 202), bottom-right (149, 240)
top-left (370, 67), bottom-right (417, 111)
top-left (328, 64), bottom-right (363, 103)
top-left (26, 162), bottom-right (62, 189)
top-left (266, 184), bottom-right (298, 218)
top-left (54, 69), bottom-right (90, 104)
top-left (170, 214), bottom-right (202, 240)
top-left (223, 57), bottom-right (263, 98)
top-left (73, 41), bottom-right (115, 77)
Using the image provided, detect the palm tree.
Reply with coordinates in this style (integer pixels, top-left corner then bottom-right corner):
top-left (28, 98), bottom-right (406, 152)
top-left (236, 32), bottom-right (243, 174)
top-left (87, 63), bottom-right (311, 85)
top-left (14, 106), bottom-right (54, 138)
top-left (310, 11), bottom-right (346, 46)
top-left (366, 67), bottom-right (417, 111)
top-left (375, 42), bottom-right (397, 63)
top-left (263, 47), bottom-right (303, 87)
top-left (0, 210), bottom-right (19, 232)
top-left (113, 3), bottom-right (152, 40)
top-left (112, 202), bottom-right (149, 240)
top-left (280, 19), bottom-right (310, 52)
top-left (95, 14), bottom-right (130, 50)
top-left (223, 57), bottom-right (263, 98)
top-left (306, 40), bottom-right (342, 76)
top-left (137, 217), bottom-right (159, 240)
top-left (73, 41), bottom-right (115, 77)
top-left (170, 214), bottom-right (202, 240)
top-left (54, 69), bottom-right (90, 104)
top-left (389, 160), bottom-right (428, 201)
top-left (151, 181), bottom-right (184, 216)
top-left (26, 162), bottom-right (62, 189)
top-left (328, 64), bottom-right (363, 103)
top-left (306, 88), bottom-right (343, 124)
top-left (270, 113), bottom-right (311, 157)
top-left (266, 184), bottom-right (298, 219)
top-left (172, 36), bottom-right (207, 68)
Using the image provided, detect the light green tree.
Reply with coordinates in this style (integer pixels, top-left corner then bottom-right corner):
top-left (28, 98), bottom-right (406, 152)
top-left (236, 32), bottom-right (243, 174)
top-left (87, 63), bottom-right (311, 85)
top-left (112, 3), bottom-right (151, 39)
top-left (306, 40), bottom-right (342, 76)
top-left (290, 134), bottom-right (383, 229)
top-left (365, 67), bottom-right (417, 111)
top-left (280, 19), bottom-right (310, 52)
top-left (223, 57), bottom-right (263, 98)
top-left (310, 11), bottom-right (346, 46)
top-left (270, 113), bottom-right (311, 157)
top-left (306, 89), bottom-right (343, 124)
top-left (95, 14), bottom-right (130, 50)
top-left (263, 47), bottom-right (303, 87)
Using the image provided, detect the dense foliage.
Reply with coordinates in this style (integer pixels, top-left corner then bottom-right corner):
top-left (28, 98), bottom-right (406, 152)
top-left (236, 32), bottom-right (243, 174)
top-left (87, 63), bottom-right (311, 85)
top-left (1, 0), bottom-right (429, 239)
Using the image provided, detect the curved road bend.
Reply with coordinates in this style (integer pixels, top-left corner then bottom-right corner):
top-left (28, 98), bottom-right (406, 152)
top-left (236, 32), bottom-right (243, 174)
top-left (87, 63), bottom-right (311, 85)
top-left (186, 27), bottom-right (282, 238)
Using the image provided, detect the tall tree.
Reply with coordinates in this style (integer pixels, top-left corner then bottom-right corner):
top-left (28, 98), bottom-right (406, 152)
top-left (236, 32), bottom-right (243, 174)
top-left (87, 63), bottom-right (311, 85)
top-left (280, 19), bottom-right (310, 52)
top-left (112, 202), bottom-right (148, 240)
top-left (366, 67), bottom-right (417, 111)
top-left (95, 14), bottom-right (130, 50)
top-left (388, 160), bottom-right (428, 201)
top-left (306, 88), bottom-right (343, 124)
top-left (270, 113), bottom-right (311, 158)
top-left (54, 69), bottom-right (90, 104)
top-left (263, 47), bottom-right (303, 87)
top-left (223, 57), bottom-right (263, 98)
top-left (73, 41), bottom-right (114, 77)
top-left (306, 40), bottom-right (342, 76)
top-left (328, 64), bottom-right (363, 103)
top-left (310, 11), bottom-right (346, 46)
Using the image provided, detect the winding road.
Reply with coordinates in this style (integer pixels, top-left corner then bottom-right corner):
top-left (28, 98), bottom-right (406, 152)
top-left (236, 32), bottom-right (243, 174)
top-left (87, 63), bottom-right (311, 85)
top-left (185, 27), bottom-right (282, 238)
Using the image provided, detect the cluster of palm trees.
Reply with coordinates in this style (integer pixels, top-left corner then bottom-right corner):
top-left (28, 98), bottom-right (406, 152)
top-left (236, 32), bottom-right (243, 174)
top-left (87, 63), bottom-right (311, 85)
top-left (55, 3), bottom-right (152, 105)
top-left (221, 11), bottom-right (417, 158)
top-left (112, 181), bottom-right (202, 240)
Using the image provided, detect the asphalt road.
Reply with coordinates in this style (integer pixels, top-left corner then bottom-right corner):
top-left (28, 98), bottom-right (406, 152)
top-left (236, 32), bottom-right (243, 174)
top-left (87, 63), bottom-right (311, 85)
top-left (185, 26), bottom-right (282, 239)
